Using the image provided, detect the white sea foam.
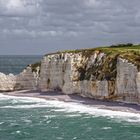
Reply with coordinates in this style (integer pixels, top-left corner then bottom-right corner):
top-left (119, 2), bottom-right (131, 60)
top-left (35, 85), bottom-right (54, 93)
top-left (44, 115), bottom-right (56, 119)
top-left (0, 93), bottom-right (47, 103)
top-left (0, 93), bottom-right (140, 123)
top-left (65, 114), bottom-right (82, 117)
top-left (0, 104), bottom-right (50, 109)
top-left (101, 127), bottom-right (112, 130)
top-left (0, 122), bottom-right (4, 125)
top-left (16, 131), bottom-right (21, 134)
top-left (23, 119), bottom-right (32, 123)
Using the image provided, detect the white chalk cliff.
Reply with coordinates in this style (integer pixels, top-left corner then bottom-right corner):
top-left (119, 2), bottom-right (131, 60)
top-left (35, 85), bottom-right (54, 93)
top-left (0, 73), bottom-right (16, 91)
top-left (0, 66), bottom-right (39, 91)
top-left (39, 51), bottom-right (140, 104)
top-left (0, 49), bottom-right (139, 104)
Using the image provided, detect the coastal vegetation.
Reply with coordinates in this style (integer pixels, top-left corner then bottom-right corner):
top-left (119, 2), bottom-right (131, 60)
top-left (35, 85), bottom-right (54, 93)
top-left (30, 61), bottom-right (41, 73)
top-left (46, 43), bottom-right (140, 57)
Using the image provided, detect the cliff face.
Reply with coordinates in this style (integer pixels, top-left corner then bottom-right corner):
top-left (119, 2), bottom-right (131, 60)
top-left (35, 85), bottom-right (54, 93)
top-left (0, 46), bottom-right (140, 104)
top-left (39, 50), bottom-right (140, 104)
top-left (116, 58), bottom-right (140, 103)
top-left (0, 66), bottom-right (39, 91)
top-left (15, 66), bottom-right (40, 90)
top-left (0, 73), bottom-right (16, 91)
top-left (39, 52), bottom-right (109, 98)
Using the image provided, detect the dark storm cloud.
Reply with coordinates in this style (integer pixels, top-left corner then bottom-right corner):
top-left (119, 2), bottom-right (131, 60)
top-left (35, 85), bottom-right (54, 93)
top-left (0, 0), bottom-right (140, 54)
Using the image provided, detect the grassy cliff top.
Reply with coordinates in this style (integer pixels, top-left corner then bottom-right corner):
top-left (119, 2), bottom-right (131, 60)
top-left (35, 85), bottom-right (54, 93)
top-left (46, 43), bottom-right (140, 55)
top-left (45, 43), bottom-right (140, 70)
top-left (63, 44), bottom-right (140, 54)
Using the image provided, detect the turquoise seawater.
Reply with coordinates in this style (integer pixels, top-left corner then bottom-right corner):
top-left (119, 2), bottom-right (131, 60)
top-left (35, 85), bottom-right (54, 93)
top-left (0, 94), bottom-right (140, 140)
top-left (0, 55), bottom-right (42, 75)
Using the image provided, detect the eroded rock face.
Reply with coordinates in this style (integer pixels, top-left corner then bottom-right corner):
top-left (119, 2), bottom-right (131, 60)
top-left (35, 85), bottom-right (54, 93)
top-left (0, 66), bottom-right (39, 91)
top-left (136, 72), bottom-right (140, 102)
top-left (0, 73), bottom-right (16, 91)
top-left (15, 66), bottom-right (39, 90)
top-left (116, 58), bottom-right (139, 103)
top-left (39, 53), bottom-right (140, 104)
top-left (39, 53), bottom-right (110, 99)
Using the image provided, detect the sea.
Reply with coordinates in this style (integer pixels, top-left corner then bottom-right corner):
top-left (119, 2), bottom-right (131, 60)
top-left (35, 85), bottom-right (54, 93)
top-left (0, 55), bottom-right (42, 75)
top-left (0, 55), bottom-right (140, 140)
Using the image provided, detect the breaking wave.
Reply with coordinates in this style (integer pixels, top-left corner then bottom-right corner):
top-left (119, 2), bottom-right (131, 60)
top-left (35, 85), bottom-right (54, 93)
top-left (0, 93), bottom-right (140, 123)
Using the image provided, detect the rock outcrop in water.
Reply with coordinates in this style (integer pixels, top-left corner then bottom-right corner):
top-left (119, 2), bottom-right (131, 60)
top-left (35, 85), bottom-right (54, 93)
top-left (0, 45), bottom-right (140, 104)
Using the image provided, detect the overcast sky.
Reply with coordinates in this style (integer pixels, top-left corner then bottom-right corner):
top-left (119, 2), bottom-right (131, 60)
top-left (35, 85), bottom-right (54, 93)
top-left (0, 0), bottom-right (140, 55)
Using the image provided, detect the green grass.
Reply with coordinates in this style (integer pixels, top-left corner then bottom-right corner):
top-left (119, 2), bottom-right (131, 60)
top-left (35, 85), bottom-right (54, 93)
top-left (46, 44), bottom-right (140, 55)
top-left (30, 62), bottom-right (41, 73)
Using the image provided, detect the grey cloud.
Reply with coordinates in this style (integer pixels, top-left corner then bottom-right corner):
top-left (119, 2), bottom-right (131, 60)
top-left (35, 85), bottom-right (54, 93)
top-left (0, 0), bottom-right (41, 17)
top-left (0, 0), bottom-right (140, 54)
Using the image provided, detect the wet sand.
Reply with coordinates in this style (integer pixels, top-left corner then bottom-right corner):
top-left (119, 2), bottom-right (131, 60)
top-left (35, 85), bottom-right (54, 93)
top-left (3, 90), bottom-right (140, 114)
